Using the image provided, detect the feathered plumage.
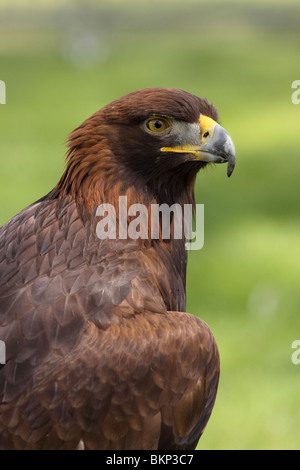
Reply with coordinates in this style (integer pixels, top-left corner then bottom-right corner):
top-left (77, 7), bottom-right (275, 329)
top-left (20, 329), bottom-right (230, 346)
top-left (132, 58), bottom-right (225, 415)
top-left (0, 88), bottom-right (235, 449)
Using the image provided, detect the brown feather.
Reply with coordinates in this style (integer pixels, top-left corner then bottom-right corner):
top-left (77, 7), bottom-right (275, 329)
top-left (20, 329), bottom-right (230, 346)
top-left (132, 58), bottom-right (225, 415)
top-left (0, 88), bottom-right (221, 450)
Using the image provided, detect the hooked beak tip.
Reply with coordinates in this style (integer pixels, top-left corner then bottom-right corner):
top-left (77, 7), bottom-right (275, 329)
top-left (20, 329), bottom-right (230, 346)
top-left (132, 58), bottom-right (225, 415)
top-left (227, 161), bottom-right (235, 177)
top-left (201, 123), bottom-right (236, 177)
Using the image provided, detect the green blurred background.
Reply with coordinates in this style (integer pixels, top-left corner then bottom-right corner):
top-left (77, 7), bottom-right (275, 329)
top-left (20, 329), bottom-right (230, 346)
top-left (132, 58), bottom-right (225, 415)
top-left (0, 0), bottom-right (299, 450)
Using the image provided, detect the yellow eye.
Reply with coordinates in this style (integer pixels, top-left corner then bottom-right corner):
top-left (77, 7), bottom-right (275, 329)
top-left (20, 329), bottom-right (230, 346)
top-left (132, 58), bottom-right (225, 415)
top-left (145, 117), bottom-right (171, 134)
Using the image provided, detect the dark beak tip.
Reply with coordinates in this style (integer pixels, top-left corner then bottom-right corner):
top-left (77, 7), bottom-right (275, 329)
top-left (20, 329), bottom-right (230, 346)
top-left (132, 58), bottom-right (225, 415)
top-left (227, 162), bottom-right (236, 178)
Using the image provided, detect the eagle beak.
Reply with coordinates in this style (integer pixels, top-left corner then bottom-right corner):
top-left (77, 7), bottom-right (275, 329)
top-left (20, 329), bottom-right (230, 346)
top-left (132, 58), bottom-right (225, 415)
top-left (161, 115), bottom-right (236, 177)
top-left (197, 115), bottom-right (236, 177)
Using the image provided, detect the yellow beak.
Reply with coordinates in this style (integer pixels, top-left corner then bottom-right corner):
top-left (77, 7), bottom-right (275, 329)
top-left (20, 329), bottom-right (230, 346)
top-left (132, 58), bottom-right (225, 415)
top-left (161, 115), bottom-right (236, 177)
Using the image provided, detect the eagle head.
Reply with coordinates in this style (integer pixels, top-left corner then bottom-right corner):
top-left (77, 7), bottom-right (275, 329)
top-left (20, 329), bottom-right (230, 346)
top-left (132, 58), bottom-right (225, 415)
top-left (56, 88), bottom-right (236, 211)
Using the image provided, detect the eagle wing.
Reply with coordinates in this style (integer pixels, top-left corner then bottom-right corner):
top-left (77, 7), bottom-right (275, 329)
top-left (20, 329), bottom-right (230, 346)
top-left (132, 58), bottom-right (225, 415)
top-left (0, 197), bottom-right (219, 450)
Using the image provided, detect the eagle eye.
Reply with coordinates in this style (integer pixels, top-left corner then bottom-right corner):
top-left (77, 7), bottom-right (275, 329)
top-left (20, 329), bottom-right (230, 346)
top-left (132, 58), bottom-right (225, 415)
top-left (144, 117), bottom-right (171, 134)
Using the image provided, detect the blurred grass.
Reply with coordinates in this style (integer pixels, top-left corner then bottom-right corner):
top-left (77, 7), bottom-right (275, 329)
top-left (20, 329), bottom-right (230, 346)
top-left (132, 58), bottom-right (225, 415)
top-left (0, 0), bottom-right (300, 450)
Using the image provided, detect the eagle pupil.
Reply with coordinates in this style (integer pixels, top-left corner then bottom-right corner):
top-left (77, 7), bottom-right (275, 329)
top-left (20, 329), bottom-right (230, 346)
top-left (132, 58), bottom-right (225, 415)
top-left (145, 118), bottom-right (169, 133)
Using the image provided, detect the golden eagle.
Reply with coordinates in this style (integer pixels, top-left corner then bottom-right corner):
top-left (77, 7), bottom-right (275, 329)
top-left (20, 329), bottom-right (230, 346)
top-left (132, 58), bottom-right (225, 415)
top-left (0, 88), bottom-right (235, 450)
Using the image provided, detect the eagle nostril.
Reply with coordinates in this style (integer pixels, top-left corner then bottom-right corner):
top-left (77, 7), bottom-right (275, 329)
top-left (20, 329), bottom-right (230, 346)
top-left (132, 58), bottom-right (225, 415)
top-left (203, 131), bottom-right (210, 139)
